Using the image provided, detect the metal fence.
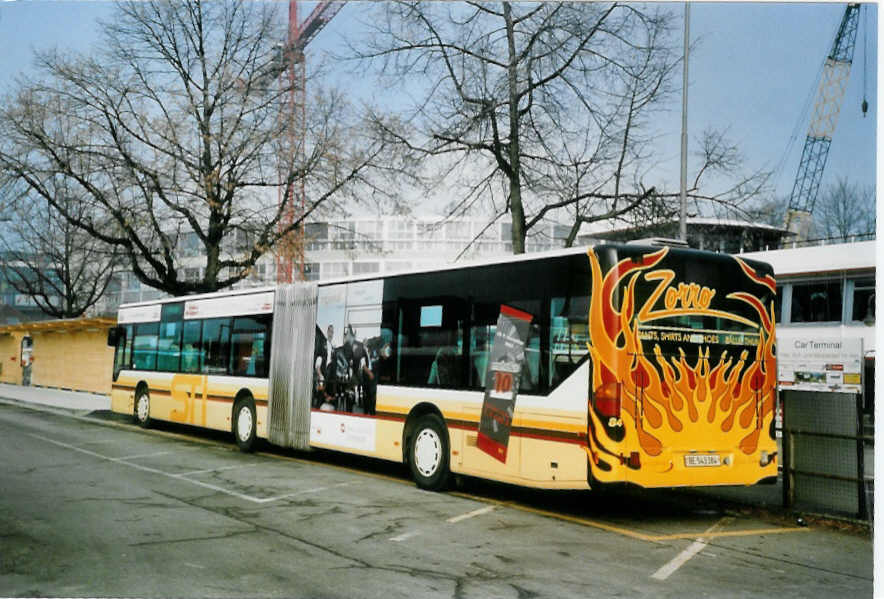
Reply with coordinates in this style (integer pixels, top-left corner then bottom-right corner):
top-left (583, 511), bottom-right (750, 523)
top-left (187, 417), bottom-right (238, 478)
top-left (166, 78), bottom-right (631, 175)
top-left (782, 390), bottom-right (873, 521)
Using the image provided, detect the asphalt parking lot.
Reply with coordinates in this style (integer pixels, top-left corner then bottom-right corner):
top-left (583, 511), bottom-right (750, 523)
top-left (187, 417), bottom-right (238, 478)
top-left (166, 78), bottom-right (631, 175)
top-left (0, 394), bottom-right (874, 598)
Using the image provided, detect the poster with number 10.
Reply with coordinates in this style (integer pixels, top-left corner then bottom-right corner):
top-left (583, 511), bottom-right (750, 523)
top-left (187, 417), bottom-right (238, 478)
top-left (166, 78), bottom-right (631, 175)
top-left (477, 305), bottom-right (533, 463)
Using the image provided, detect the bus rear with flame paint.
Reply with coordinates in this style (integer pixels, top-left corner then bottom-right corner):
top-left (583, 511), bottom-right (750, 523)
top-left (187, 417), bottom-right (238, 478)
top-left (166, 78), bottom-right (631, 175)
top-left (585, 245), bottom-right (778, 488)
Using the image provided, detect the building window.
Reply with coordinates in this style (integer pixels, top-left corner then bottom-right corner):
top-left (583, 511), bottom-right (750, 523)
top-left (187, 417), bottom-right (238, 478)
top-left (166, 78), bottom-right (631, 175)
top-left (774, 287), bottom-right (783, 324)
top-left (323, 262), bottom-right (349, 279)
top-left (444, 221), bottom-right (470, 240)
top-left (358, 220), bottom-right (382, 238)
top-left (125, 272), bottom-right (142, 290)
top-left (184, 267), bottom-right (203, 283)
top-left (790, 280), bottom-right (843, 323)
top-left (178, 231), bottom-right (201, 258)
top-left (851, 278), bottom-right (875, 323)
top-left (385, 261), bottom-right (412, 273)
top-left (248, 263), bottom-right (267, 281)
top-left (354, 262), bottom-right (380, 275)
top-left (388, 220), bottom-right (413, 240)
top-left (222, 229), bottom-right (251, 254)
top-left (304, 262), bottom-right (320, 281)
top-left (305, 223), bottom-right (329, 252)
top-left (418, 222), bottom-right (443, 241)
top-left (501, 222), bottom-right (512, 243)
top-left (306, 222), bottom-right (328, 241)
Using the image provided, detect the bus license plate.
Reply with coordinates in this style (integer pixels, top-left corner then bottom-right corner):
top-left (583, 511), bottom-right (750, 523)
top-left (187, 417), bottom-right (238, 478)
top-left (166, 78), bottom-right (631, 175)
top-left (684, 454), bottom-right (721, 467)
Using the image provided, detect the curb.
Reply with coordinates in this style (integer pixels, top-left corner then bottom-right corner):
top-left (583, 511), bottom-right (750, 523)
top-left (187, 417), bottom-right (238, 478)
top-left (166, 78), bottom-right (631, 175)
top-left (0, 396), bottom-right (97, 417)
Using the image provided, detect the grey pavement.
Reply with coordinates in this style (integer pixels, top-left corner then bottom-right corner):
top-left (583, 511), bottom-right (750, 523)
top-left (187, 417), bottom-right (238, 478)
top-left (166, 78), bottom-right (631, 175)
top-left (0, 382), bottom-right (870, 526)
top-left (0, 382), bottom-right (110, 415)
top-left (1, 402), bottom-right (871, 599)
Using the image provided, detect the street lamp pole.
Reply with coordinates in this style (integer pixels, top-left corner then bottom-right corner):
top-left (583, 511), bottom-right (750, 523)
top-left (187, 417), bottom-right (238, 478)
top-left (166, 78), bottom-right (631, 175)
top-left (679, 2), bottom-right (690, 243)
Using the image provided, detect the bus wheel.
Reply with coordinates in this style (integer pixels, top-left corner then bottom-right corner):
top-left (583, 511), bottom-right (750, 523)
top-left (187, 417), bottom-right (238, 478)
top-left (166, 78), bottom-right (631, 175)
top-left (408, 414), bottom-right (450, 491)
top-left (233, 396), bottom-right (256, 452)
top-left (134, 389), bottom-right (151, 428)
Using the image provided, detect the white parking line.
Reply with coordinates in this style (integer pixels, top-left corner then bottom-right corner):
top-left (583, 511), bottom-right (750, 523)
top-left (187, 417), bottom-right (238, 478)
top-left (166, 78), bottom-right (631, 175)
top-left (28, 433), bottom-right (350, 504)
top-left (390, 504), bottom-right (497, 542)
top-left (116, 451), bottom-right (170, 461)
top-left (176, 465), bottom-right (248, 477)
top-left (250, 482), bottom-right (351, 504)
top-left (447, 505), bottom-right (496, 523)
top-left (651, 517), bottom-right (733, 581)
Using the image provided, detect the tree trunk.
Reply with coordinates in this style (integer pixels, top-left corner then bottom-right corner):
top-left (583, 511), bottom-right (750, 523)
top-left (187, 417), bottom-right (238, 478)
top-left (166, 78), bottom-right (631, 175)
top-left (504, 2), bottom-right (526, 254)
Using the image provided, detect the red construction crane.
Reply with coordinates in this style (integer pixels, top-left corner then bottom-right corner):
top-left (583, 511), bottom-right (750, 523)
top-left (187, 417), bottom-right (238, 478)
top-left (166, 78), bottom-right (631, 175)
top-left (277, 1), bottom-right (344, 283)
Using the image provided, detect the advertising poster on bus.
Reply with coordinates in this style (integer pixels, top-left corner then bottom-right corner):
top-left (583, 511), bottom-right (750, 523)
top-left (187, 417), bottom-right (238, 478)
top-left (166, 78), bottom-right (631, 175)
top-left (477, 305), bottom-right (533, 463)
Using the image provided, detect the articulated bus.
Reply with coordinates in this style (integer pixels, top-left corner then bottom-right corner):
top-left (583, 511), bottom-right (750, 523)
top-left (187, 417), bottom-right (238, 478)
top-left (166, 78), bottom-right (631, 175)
top-left (108, 243), bottom-right (779, 491)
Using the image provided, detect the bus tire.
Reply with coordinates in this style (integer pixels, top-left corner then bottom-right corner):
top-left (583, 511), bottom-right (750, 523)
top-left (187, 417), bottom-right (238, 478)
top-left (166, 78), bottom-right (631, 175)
top-left (134, 388), bottom-right (151, 428)
top-left (233, 396), bottom-right (257, 452)
top-left (408, 413), bottom-right (450, 491)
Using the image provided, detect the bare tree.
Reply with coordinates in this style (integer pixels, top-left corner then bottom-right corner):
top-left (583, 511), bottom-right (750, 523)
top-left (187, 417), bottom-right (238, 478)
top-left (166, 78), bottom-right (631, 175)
top-left (0, 179), bottom-right (120, 318)
top-left (0, 0), bottom-right (399, 295)
top-left (352, 2), bottom-right (682, 253)
top-left (813, 177), bottom-right (876, 239)
top-left (354, 2), bottom-right (776, 253)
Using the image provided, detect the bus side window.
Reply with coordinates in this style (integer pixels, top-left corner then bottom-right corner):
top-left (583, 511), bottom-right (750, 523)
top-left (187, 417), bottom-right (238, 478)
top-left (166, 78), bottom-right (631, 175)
top-left (469, 302), bottom-right (541, 393)
top-left (229, 315), bottom-right (271, 377)
top-left (549, 294), bottom-right (589, 389)
top-left (376, 303), bottom-right (397, 384)
top-left (469, 324), bottom-right (493, 388)
top-left (123, 325), bottom-right (133, 367)
top-left (157, 303), bottom-right (184, 372)
top-left (398, 300), bottom-right (466, 388)
top-left (201, 318), bottom-right (232, 375)
top-left (112, 327), bottom-right (129, 381)
top-left (132, 322), bottom-right (159, 370)
top-left (181, 320), bottom-right (202, 374)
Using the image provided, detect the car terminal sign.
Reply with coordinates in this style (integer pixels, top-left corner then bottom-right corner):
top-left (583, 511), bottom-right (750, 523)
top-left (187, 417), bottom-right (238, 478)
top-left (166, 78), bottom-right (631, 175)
top-left (777, 336), bottom-right (863, 393)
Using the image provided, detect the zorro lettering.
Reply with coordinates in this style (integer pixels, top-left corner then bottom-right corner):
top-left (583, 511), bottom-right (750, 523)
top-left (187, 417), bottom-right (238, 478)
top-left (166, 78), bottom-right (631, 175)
top-left (664, 282), bottom-right (715, 310)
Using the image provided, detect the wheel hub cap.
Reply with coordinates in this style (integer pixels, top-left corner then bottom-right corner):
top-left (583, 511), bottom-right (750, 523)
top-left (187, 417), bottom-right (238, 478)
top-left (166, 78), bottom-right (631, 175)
top-left (137, 396), bottom-right (148, 421)
top-left (414, 429), bottom-right (441, 477)
top-left (237, 407), bottom-right (253, 442)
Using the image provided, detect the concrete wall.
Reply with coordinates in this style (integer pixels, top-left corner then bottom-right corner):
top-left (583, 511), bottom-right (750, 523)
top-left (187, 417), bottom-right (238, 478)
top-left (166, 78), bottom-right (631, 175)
top-left (30, 329), bottom-right (115, 395)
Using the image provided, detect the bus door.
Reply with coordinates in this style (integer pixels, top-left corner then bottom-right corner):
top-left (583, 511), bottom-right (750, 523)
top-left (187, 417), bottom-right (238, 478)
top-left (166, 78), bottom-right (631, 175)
top-left (266, 283), bottom-right (317, 450)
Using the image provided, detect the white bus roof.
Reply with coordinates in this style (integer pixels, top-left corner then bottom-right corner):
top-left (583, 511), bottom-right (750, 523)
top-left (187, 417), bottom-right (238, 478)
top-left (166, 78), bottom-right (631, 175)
top-left (118, 242), bottom-right (771, 310)
top-left (117, 284), bottom-right (277, 311)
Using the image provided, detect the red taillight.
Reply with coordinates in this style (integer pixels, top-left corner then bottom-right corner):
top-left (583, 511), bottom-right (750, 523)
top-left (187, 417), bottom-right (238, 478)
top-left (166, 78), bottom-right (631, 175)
top-left (593, 382), bottom-right (621, 418)
top-left (628, 451), bottom-right (641, 468)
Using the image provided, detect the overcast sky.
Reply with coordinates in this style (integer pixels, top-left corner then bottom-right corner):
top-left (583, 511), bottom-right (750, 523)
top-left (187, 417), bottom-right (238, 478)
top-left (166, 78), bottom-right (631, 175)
top-left (0, 1), bottom-right (877, 213)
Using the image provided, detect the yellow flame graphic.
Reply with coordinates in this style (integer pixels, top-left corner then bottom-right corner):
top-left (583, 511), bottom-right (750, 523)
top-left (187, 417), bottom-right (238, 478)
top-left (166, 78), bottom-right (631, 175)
top-left (586, 248), bottom-right (777, 484)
